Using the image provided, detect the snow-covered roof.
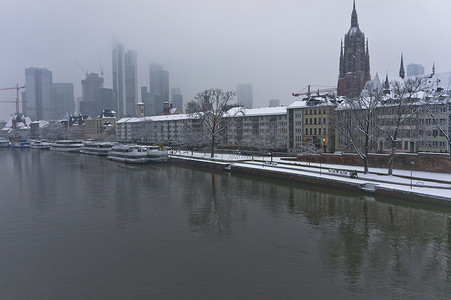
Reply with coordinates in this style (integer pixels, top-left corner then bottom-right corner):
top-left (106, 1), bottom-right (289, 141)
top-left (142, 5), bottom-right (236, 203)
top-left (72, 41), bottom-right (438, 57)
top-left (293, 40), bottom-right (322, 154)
top-left (287, 100), bottom-right (308, 109)
top-left (117, 113), bottom-right (199, 124)
top-left (30, 120), bottom-right (50, 128)
top-left (287, 95), bottom-right (336, 109)
top-left (2, 114), bottom-right (32, 132)
top-left (116, 117), bottom-right (132, 124)
top-left (421, 72), bottom-right (451, 91)
top-left (227, 106), bottom-right (286, 117)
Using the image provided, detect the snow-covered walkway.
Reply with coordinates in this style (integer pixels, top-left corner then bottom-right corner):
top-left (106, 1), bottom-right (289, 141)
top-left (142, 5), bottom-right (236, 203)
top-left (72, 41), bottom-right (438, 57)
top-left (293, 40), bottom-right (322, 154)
top-left (169, 151), bottom-right (451, 201)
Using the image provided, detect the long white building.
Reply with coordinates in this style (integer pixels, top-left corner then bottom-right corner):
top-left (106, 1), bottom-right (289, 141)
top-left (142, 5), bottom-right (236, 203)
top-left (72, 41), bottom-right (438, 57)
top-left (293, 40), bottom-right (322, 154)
top-left (116, 87), bottom-right (450, 154)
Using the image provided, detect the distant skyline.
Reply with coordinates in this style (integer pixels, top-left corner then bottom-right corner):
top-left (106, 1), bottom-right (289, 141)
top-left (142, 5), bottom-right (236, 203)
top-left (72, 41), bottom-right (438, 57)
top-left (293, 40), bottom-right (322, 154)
top-left (1, 0), bottom-right (451, 120)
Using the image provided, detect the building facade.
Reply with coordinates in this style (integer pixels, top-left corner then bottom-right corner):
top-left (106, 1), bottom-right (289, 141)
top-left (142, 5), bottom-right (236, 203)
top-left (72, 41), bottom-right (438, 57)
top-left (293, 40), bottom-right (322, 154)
top-left (171, 88), bottom-right (183, 112)
top-left (52, 83), bottom-right (75, 120)
top-left (112, 42), bottom-right (138, 117)
top-left (149, 63), bottom-right (169, 115)
top-left (24, 67), bottom-right (53, 121)
top-left (287, 95), bottom-right (336, 153)
top-left (269, 99), bottom-right (280, 107)
top-left (80, 73), bottom-right (104, 118)
top-left (407, 63), bottom-right (425, 77)
top-left (237, 84), bottom-right (253, 108)
top-left (224, 107), bottom-right (288, 149)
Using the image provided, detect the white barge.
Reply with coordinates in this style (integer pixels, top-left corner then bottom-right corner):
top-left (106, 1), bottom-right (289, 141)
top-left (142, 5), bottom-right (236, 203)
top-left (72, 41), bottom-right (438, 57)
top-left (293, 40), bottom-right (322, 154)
top-left (49, 140), bottom-right (84, 152)
top-left (81, 141), bottom-right (116, 156)
top-left (107, 144), bottom-right (168, 164)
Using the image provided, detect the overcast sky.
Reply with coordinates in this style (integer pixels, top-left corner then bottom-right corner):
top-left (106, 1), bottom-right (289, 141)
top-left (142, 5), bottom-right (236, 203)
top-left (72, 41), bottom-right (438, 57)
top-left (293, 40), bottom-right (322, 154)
top-left (1, 0), bottom-right (451, 121)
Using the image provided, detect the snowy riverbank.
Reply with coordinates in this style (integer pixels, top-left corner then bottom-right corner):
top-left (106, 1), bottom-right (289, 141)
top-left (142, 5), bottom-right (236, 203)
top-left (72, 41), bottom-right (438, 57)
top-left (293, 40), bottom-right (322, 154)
top-left (169, 151), bottom-right (451, 205)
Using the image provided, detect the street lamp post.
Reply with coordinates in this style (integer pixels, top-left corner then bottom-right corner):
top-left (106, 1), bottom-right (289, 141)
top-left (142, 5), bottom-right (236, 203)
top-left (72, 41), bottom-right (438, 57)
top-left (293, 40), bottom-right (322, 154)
top-left (410, 161), bottom-right (415, 189)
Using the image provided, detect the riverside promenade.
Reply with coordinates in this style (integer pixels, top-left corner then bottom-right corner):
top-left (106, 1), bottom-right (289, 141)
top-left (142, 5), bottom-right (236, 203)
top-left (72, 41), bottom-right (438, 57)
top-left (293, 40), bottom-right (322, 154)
top-left (169, 151), bottom-right (451, 206)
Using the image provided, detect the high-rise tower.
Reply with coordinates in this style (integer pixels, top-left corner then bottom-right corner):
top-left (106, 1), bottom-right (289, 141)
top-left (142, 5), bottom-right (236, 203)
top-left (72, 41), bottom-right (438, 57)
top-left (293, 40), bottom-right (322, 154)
top-left (237, 84), bottom-right (253, 108)
top-left (80, 73), bottom-right (104, 118)
top-left (112, 42), bottom-right (138, 117)
top-left (149, 63), bottom-right (169, 115)
top-left (24, 67), bottom-right (53, 120)
top-left (52, 83), bottom-right (75, 120)
top-left (337, 1), bottom-right (371, 98)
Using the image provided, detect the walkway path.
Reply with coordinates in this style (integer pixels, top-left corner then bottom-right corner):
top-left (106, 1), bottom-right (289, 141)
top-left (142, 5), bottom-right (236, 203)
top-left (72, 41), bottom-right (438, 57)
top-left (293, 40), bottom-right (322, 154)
top-left (169, 151), bottom-right (451, 202)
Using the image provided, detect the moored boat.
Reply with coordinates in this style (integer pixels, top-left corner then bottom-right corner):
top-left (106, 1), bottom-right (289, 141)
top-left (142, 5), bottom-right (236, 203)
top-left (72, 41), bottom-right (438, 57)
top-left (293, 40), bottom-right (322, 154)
top-left (107, 144), bottom-right (150, 164)
top-left (0, 138), bottom-right (10, 148)
top-left (146, 146), bottom-right (169, 162)
top-left (49, 140), bottom-right (83, 152)
top-left (11, 140), bottom-right (31, 148)
top-left (30, 140), bottom-right (51, 150)
top-left (81, 141), bottom-right (117, 156)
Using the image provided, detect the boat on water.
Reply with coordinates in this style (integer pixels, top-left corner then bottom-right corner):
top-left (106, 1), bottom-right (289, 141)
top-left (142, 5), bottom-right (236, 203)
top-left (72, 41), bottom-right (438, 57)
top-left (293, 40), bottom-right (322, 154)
top-left (107, 144), bottom-right (151, 164)
top-left (0, 138), bottom-right (10, 148)
top-left (81, 141), bottom-right (117, 156)
top-left (49, 140), bottom-right (83, 152)
top-left (146, 146), bottom-right (169, 162)
top-left (10, 140), bottom-right (31, 148)
top-left (30, 140), bottom-right (51, 150)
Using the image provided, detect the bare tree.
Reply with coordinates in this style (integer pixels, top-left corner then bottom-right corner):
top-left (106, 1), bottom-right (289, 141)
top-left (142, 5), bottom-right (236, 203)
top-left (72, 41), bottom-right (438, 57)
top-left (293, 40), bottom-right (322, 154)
top-left (41, 122), bottom-right (63, 141)
top-left (379, 76), bottom-right (426, 175)
top-left (335, 82), bottom-right (382, 173)
top-left (242, 134), bottom-right (263, 160)
top-left (187, 89), bottom-right (240, 157)
top-left (263, 120), bottom-right (287, 152)
top-left (181, 120), bottom-right (204, 154)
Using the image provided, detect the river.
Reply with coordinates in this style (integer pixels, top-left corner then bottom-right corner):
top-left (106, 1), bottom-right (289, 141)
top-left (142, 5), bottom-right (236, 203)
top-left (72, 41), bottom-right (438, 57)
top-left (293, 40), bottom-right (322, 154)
top-left (1, 149), bottom-right (450, 299)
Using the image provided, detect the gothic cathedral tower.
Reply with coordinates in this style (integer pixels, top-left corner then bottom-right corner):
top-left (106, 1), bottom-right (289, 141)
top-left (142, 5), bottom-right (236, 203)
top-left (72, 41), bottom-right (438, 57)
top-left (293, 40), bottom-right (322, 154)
top-left (337, 1), bottom-right (371, 98)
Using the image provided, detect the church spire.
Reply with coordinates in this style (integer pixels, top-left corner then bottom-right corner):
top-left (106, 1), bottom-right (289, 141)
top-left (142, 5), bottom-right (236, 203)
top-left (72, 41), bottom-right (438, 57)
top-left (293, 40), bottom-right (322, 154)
top-left (399, 53), bottom-right (405, 79)
top-left (351, 0), bottom-right (359, 28)
top-left (384, 72), bottom-right (390, 90)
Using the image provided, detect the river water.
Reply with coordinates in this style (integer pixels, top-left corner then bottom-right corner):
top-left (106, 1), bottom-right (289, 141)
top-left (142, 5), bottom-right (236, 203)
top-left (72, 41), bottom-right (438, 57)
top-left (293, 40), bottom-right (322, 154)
top-left (1, 149), bottom-right (450, 299)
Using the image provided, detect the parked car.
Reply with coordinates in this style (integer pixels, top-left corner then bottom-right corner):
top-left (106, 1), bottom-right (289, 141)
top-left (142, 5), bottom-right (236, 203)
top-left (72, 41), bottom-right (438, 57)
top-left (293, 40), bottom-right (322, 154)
top-left (260, 150), bottom-right (271, 156)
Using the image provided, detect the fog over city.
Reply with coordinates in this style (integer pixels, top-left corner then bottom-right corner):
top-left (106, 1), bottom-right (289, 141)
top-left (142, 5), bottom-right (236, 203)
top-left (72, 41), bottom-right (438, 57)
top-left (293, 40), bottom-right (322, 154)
top-left (1, 0), bottom-right (450, 121)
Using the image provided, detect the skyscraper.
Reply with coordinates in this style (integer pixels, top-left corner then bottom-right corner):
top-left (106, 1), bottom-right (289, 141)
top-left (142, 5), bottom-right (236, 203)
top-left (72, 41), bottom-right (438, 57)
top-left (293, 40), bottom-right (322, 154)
top-left (237, 84), bottom-right (253, 108)
top-left (268, 99), bottom-right (280, 107)
top-left (80, 73), bottom-right (105, 118)
top-left (141, 86), bottom-right (154, 116)
top-left (52, 83), bottom-right (75, 120)
top-left (406, 63), bottom-right (425, 77)
top-left (149, 63), bottom-right (169, 115)
top-left (337, 1), bottom-right (371, 98)
top-left (24, 67), bottom-right (53, 121)
top-left (171, 88), bottom-right (183, 112)
top-left (112, 42), bottom-right (138, 117)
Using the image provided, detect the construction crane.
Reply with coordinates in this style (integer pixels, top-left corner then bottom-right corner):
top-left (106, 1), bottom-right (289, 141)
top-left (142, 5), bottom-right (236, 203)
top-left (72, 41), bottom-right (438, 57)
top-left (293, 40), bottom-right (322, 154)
top-left (0, 84), bottom-right (25, 115)
top-left (74, 59), bottom-right (89, 78)
top-left (292, 85), bottom-right (337, 97)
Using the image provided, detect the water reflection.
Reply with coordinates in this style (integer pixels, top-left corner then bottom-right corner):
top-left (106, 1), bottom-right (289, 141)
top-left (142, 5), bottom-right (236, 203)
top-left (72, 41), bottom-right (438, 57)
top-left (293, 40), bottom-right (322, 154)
top-left (182, 171), bottom-right (247, 238)
top-left (1, 150), bottom-right (451, 298)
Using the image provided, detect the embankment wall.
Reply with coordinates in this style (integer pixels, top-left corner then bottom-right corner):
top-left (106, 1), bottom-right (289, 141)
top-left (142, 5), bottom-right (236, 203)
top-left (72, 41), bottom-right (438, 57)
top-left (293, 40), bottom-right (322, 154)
top-left (293, 153), bottom-right (451, 173)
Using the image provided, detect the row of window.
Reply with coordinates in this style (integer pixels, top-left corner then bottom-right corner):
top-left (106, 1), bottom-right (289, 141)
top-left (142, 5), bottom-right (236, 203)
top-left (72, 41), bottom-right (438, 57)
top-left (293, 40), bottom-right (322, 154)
top-left (305, 128), bottom-right (327, 136)
top-left (305, 108), bottom-right (328, 115)
top-left (419, 141), bottom-right (447, 147)
top-left (305, 117), bottom-right (327, 125)
top-left (419, 118), bottom-right (447, 125)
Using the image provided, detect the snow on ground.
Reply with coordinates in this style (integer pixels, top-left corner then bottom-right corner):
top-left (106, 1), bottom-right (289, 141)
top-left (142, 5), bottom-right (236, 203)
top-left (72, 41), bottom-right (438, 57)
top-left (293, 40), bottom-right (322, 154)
top-left (169, 151), bottom-right (451, 201)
